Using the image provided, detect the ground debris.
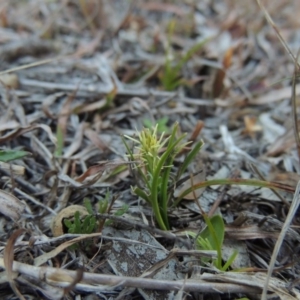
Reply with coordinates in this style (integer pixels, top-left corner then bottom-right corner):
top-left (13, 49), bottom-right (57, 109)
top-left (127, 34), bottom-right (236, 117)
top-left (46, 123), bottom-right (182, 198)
top-left (1, 1), bottom-right (300, 299)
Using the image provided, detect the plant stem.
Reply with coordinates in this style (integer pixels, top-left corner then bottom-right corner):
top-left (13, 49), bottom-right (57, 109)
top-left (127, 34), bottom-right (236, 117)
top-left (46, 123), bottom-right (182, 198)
top-left (152, 136), bottom-right (187, 230)
top-left (174, 178), bottom-right (295, 207)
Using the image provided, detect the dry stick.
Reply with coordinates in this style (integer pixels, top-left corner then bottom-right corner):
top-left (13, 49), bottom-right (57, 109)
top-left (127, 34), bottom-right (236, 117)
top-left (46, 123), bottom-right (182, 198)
top-left (95, 213), bottom-right (179, 241)
top-left (13, 187), bottom-right (57, 215)
top-left (261, 180), bottom-right (300, 300)
top-left (19, 78), bottom-right (214, 106)
top-left (292, 50), bottom-right (300, 168)
top-left (0, 57), bottom-right (65, 76)
top-left (256, 0), bottom-right (299, 68)
top-left (0, 169), bottom-right (38, 193)
top-left (208, 188), bottom-right (227, 218)
top-left (0, 258), bottom-right (261, 294)
top-left (97, 194), bottom-right (119, 233)
top-left (251, 6), bottom-right (300, 295)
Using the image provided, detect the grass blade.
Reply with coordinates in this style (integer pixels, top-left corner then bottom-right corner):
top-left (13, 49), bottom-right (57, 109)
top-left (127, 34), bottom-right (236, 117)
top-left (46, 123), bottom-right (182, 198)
top-left (0, 149), bottom-right (30, 162)
top-left (176, 140), bottom-right (204, 180)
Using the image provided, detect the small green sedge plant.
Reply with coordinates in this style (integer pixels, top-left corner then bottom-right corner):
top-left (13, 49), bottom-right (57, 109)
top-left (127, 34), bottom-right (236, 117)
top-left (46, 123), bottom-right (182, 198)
top-left (64, 210), bottom-right (96, 235)
top-left (186, 215), bottom-right (238, 271)
top-left (122, 123), bottom-right (296, 274)
top-left (159, 20), bottom-right (209, 91)
top-left (64, 194), bottom-right (128, 249)
top-left (123, 122), bottom-right (204, 230)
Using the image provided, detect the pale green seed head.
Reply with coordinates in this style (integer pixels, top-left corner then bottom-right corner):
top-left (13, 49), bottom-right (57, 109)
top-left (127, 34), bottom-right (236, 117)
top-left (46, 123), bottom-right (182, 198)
top-left (125, 125), bottom-right (167, 156)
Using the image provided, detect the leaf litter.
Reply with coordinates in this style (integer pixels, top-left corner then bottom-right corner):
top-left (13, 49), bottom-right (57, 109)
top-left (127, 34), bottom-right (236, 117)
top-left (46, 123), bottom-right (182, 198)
top-left (1, 0), bottom-right (300, 299)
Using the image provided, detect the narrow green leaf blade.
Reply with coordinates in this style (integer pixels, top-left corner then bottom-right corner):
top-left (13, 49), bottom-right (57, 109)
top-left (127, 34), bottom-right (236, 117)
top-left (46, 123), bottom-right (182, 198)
top-left (114, 204), bottom-right (129, 216)
top-left (74, 211), bottom-right (82, 233)
top-left (221, 249), bottom-right (238, 271)
top-left (54, 125), bottom-right (64, 157)
top-left (64, 219), bottom-right (73, 229)
top-left (83, 198), bottom-right (93, 214)
top-left (176, 140), bottom-right (204, 180)
top-left (0, 149), bottom-right (30, 162)
top-left (133, 187), bottom-right (150, 203)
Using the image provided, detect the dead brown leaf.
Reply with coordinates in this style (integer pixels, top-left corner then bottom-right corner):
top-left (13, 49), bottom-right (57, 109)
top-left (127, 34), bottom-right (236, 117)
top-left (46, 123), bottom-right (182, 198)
top-left (0, 162), bottom-right (25, 175)
top-left (63, 268), bottom-right (84, 296)
top-left (4, 228), bottom-right (26, 300)
top-left (0, 124), bottom-right (56, 144)
top-left (51, 205), bottom-right (88, 237)
top-left (188, 120), bottom-right (204, 144)
top-left (75, 160), bottom-right (128, 183)
top-left (57, 89), bottom-right (77, 137)
top-left (251, 84), bottom-right (300, 105)
top-left (0, 73), bottom-right (19, 89)
top-left (84, 127), bottom-right (108, 151)
top-left (226, 225), bottom-right (279, 240)
top-left (242, 115), bottom-right (262, 137)
top-left (0, 189), bottom-right (25, 220)
top-left (34, 232), bottom-right (104, 266)
top-left (72, 99), bottom-right (107, 114)
top-left (42, 92), bottom-right (65, 119)
top-left (212, 48), bottom-right (233, 98)
top-left (266, 127), bottom-right (295, 156)
top-left (73, 31), bottom-right (103, 58)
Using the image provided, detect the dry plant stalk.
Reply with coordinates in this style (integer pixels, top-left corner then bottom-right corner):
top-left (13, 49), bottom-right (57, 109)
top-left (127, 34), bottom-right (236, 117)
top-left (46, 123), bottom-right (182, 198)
top-left (261, 181), bottom-right (300, 300)
top-left (4, 229), bottom-right (26, 300)
top-left (0, 258), bottom-right (261, 294)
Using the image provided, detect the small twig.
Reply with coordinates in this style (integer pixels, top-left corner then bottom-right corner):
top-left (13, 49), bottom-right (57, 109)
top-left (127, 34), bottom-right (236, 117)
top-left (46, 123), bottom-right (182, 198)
top-left (19, 78), bottom-right (215, 106)
top-left (292, 49), bottom-right (300, 168)
top-left (261, 181), bottom-right (300, 300)
top-left (13, 187), bottom-right (57, 215)
top-left (256, 0), bottom-right (299, 68)
top-left (207, 188), bottom-right (227, 217)
top-left (9, 233), bottom-right (165, 250)
top-left (0, 57), bottom-right (63, 75)
top-left (97, 193), bottom-right (120, 232)
top-left (0, 258), bottom-right (262, 294)
top-left (0, 169), bottom-right (39, 193)
top-left (95, 213), bottom-right (188, 245)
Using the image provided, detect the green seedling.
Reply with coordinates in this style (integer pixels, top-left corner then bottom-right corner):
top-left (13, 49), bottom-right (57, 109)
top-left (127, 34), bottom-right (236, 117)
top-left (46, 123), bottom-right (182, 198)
top-left (123, 122), bottom-right (204, 230)
top-left (143, 117), bottom-right (169, 134)
top-left (159, 40), bottom-right (208, 91)
top-left (64, 194), bottom-right (128, 249)
top-left (104, 85), bottom-right (117, 109)
top-left (63, 208), bottom-right (96, 250)
top-left (0, 149), bottom-right (30, 162)
top-left (123, 122), bottom-right (296, 231)
top-left (96, 191), bottom-right (129, 227)
top-left (159, 20), bottom-right (209, 91)
top-left (186, 215), bottom-right (238, 271)
top-left (97, 192), bottom-right (110, 214)
top-left (64, 211), bottom-right (96, 235)
top-left (105, 204), bottom-right (129, 226)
